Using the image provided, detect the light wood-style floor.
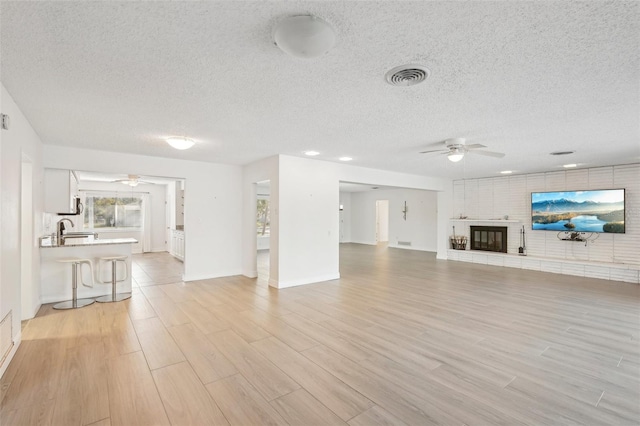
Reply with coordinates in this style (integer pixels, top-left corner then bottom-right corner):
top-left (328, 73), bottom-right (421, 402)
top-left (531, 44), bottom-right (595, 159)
top-left (2, 244), bottom-right (639, 425)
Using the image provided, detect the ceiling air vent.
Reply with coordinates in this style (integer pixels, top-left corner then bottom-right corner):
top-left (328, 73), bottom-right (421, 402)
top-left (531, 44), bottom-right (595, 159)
top-left (385, 64), bottom-right (430, 87)
top-left (550, 150), bottom-right (575, 156)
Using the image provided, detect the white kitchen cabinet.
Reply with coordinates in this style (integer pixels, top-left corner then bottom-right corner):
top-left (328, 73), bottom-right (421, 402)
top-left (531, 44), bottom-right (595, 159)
top-left (176, 186), bottom-right (184, 227)
top-left (166, 180), bottom-right (185, 229)
top-left (44, 169), bottom-right (79, 214)
top-left (170, 230), bottom-right (184, 261)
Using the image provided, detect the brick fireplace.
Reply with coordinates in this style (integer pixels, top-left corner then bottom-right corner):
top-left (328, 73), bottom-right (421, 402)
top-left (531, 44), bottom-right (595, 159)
top-left (470, 226), bottom-right (508, 253)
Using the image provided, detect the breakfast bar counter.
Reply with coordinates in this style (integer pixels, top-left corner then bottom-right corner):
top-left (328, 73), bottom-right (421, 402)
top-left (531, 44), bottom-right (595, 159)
top-left (40, 236), bottom-right (138, 304)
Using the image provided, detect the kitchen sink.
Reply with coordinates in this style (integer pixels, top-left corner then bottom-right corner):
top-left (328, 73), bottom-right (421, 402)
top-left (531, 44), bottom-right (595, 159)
top-left (64, 232), bottom-right (99, 238)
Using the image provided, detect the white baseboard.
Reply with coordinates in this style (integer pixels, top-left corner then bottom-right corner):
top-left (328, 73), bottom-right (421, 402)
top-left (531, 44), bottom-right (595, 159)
top-left (0, 330), bottom-right (21, 379)
top-left (348, 240), bottom-right (377, 246)
top-left (388, 244), bottom-right (436, 252)
top-left (24, 302), bottom-right (42, 321)
top-left (183, 269), bottom-right (243, 282)
top-left (242, 270), bottom-right (258, 278)
top-left (270, 273), bottom-right (340, 289)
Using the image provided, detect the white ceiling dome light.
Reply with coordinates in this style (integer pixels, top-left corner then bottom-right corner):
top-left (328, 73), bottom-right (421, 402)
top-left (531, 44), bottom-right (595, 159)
top-left (166, 137), bottom-right (195, 150)
top-left (273, 15), bottom-right (336, 59)
top-left (447, 147), bottom-right (464, 163)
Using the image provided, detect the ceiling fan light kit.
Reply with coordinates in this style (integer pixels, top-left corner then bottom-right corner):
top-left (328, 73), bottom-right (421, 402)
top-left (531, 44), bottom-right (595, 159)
top-left (166, 137), bottom-right (195, 150)
top-left (420, 137), bottom-right (505, 162)
top-left (447, 148), bottom-right (464, 162)
top-left (114, 174), bottom-right (154, 186)
top-left (273, 15), bottom-right (336, 59)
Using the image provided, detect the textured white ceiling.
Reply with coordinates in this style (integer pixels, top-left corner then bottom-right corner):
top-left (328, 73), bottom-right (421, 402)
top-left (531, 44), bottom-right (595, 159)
top-left (1, 1), bottom-right (638, 179)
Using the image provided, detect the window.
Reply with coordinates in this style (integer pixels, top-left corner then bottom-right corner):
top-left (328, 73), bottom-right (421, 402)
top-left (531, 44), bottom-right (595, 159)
top-left (83, 192), bottom-right (143, 230)
top-left (257, 199), bottom-right (270, 236)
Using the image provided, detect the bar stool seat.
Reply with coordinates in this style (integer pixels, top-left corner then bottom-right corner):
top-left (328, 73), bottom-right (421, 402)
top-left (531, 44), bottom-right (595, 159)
top-left (96, 255), bottom-right (131, 303)
top-left (54, 258), bottom-right (95, 310)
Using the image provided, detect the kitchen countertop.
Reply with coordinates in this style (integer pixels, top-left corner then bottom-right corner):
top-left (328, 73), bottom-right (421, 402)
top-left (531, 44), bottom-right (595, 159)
top-left (40, 236), bottom-right (138, 248)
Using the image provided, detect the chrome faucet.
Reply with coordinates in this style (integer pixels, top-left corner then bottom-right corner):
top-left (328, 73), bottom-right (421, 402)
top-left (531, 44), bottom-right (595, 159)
top-left (56, 218), bottom-right (74, 243)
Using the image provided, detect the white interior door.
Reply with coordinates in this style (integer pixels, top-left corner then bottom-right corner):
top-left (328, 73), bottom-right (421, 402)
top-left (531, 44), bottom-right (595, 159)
top-left (375, 200), bottom-right (389, 242)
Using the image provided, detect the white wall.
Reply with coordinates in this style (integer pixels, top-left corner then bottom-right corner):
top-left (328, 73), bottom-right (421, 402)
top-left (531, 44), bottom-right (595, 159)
top-left (350, 189), bottom-right (438, 252)
top-left (43, 146), bottom-right (243, 281)
top-left (1, 83), bottom-right (45, 377)
top-left (20, 161), bottom-right (34, 318)
top-left (339, 192), bottom-right (352, 242)
top-left (452, 164), bottom-right (640, 265)
top-left (278, 156), bottom-right (340, 288)
top-left (76, 180), bottom-right (168, 253)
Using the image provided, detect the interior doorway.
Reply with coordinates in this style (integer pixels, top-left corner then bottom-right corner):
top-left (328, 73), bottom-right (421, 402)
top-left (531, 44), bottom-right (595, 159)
top-left (256, 181), bottom-right (270, 283)
top-left (375, 199), bottom-right (389, 243)
top-left (67, 171), bottom-right (184, 278)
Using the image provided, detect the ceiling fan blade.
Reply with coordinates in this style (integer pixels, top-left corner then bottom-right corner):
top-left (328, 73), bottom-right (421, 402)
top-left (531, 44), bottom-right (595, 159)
top-left (468, 150), bottom-right (505, 158)
top-left (422, 140), bottom-right (448, 148)
top-left (419, 149), bottom-right (449, 154)
top-left (465, 143), bottom-right (487, 150)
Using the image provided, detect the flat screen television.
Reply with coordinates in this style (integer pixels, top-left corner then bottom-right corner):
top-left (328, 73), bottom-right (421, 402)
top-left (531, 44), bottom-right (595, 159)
top-left (531, 189), bottom-right (625, 233)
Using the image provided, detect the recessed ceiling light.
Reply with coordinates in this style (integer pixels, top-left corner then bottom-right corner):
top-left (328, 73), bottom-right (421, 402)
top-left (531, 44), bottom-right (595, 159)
top-left (500, 170), bottom-right (513, 174)
top-left (550, 150), bottom-right (575, 156)
top-left (304, 150), bottom-right (320, 156)
top-left (563, 163), bottom-right (577, 168)
top-left (339, 157), bottom-right (352, 162)
top-left (166, 137), bottom-right (195, 150)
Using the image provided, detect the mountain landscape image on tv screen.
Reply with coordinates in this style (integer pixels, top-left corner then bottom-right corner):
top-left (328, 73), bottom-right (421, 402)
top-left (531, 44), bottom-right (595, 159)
top-left (532, 189), bottom-right (625, 233)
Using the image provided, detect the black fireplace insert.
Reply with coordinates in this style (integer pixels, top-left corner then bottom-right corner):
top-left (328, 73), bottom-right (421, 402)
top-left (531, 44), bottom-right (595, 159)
top-left (470, 226), bottom-right (508, 253)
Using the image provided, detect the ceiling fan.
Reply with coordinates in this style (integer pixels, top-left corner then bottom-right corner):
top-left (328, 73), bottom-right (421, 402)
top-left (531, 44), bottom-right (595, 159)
top-left (112, 174), bottom-right (154, 187)
top-left (420, 138), bottom-right (505, 162)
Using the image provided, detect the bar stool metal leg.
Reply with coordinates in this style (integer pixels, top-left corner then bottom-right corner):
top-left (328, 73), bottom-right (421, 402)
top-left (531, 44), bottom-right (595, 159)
top-left (54, 261), bottom-right (96, 310)
top-left (96, 257), bottom-right (131, 303)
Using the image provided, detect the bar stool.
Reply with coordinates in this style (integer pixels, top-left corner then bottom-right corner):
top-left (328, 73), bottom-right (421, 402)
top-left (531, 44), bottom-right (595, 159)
top-left (96, 255), bottom-right (131, 303)
top-left (54, 258), bottom-right (96, 310)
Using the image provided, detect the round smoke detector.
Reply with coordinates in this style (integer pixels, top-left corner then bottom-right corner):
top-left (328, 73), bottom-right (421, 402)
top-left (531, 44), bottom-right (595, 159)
top-left (385, 64), bottom-right (430, 86)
